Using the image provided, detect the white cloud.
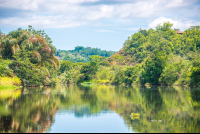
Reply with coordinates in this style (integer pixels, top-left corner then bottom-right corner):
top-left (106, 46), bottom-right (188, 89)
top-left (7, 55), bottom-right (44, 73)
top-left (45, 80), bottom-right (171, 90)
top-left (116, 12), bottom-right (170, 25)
top-left (0, 0), bottom-right (199, 28)
top-left (148, 17), bottom-right (200, 30)
top-left (0, 15), bottom-right (87, 28)
top-left (0, 0), bottom-right (100, 11)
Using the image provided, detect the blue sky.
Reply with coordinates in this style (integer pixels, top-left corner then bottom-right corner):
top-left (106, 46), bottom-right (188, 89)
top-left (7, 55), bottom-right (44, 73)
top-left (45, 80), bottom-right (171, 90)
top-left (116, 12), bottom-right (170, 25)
top-left (0, 0), bottom-right (200, 51)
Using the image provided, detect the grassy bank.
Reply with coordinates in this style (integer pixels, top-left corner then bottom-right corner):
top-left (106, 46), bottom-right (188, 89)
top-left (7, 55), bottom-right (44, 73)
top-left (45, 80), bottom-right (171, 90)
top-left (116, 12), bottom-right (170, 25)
top-left (0, 77), bottom-right (21, 90)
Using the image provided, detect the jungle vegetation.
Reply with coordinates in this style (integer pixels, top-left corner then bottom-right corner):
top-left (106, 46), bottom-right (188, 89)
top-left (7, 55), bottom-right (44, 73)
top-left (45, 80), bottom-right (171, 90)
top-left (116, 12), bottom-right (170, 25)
top-left (59, 22), bottom-right (200, 86)
top-left (56, 46), bottom-right (116, 63)
top-left (0, 26), bottom-right (59, 87)
top-left (0, 22), bottom-right (200, 87)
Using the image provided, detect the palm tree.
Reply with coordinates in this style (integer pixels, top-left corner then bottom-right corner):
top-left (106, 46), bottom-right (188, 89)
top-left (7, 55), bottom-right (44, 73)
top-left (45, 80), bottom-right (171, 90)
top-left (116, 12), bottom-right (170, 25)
top-left (0, 27), bottom-right (59, 70)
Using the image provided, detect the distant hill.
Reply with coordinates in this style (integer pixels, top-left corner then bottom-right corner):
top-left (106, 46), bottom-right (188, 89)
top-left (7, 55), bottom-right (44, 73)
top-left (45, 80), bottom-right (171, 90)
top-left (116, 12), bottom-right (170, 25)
top-left (55, 46), bottom-right (116, 62)
top-left (109, 23), bottom-right (200, 65)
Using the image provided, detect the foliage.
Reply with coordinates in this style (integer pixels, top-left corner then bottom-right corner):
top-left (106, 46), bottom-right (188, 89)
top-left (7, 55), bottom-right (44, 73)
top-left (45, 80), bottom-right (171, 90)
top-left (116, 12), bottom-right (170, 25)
top-left (78, 55), bottom-right (100, 82)
top-left (123, 65), bottom-right (141, 84)
top-left (59, 60), bottom-right (74, 74)
top-left (1, 23), bottom-right (199, 86)
top-left (110, 22), bottom-right (200, 66)
top-left (56, 46), bottom-right (115, 63)
top-left (142, 51), bottom-right (167, 84)
top-left (159, 55), bottom-right (189, 85)
top-left (190, 52), bottom-right (200, 85)
top-left (0, 59), bottom-right (13, 77)
top-left (0, 77), bottom-right (21, 86)
top-left (0, 26), bottom-right (59, 69)
top-left (0, 26), bottom-right (59, 87)
top-left (10, 46), bottom-right (50, 86)
top-left (102, 22), bottom-right (200, 86)
top-left (59, 65), bottom-right (82, 84)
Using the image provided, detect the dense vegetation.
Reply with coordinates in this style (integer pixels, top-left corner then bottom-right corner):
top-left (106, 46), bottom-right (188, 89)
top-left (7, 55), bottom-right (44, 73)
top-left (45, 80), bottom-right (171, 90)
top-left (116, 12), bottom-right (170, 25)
top-left (0, 22), bottom-right (200, 87)
top-left (56, 46), bottom-right (115, 63)
top-left (0, 26), bottom-right (59, 87)
top-left (110, 23), bottom-right (200, 65)
top-left (0, 23), bottom-right (199, 133)
top-left (59, 22), bottom-right (200, 86)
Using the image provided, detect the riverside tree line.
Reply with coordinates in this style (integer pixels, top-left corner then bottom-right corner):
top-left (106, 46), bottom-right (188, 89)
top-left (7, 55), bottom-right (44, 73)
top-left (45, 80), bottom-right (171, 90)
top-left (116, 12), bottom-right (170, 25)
top-left (0, 22), bottom-right (200, 87)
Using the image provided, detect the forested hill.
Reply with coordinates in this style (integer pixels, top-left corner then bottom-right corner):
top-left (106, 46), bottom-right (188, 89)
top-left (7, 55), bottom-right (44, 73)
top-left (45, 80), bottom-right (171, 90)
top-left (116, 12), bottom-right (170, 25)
top-left (109, 22), bottom-right (200, 65)
top-left (55, 46), bottom-right (116, 63)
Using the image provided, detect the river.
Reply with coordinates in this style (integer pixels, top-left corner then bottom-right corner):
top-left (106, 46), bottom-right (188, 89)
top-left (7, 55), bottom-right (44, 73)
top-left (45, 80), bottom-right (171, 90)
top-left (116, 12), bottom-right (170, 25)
top-left (0, 84), bottom-right (199, 133)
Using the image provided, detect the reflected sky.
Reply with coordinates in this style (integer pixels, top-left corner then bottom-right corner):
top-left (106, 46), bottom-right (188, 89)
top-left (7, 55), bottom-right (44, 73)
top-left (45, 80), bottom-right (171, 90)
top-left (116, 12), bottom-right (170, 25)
top-left (48, 112), bottom-right (134, 133)
top-left (0, 85), bottom-right (199, 133)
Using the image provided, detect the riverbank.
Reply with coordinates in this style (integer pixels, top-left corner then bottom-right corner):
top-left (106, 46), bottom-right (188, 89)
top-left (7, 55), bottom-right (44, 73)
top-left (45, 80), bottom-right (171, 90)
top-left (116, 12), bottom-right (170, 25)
top-left (0, 85), bottom-right (21, 90)
top-left (0, 77), bottom-right (21, 90)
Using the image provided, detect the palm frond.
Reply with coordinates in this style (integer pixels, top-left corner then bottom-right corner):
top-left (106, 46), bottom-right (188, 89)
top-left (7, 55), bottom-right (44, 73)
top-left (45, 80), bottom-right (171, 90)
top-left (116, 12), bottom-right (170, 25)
top-left (28, 36), bottom-right (38, 44)
top-left (47, 59), bottom-right (58, 70)
top-left (35, 35), bottom-right (47, 47)
top-left (9, 38), bottom-right (18, 45)
top-left (32, 50), bottom-right (41, 62)
top-left (53, 56), bottom-right (60, 67)
top-left (12, 44), bottom-right (20, 54)
top-left (40, 46), bottom-right (52, 54)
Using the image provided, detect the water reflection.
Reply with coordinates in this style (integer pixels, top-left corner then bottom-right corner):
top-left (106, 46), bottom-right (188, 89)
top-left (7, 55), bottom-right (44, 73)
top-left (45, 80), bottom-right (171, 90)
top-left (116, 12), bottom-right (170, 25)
top-left (0, 85), bottom-right (199, 133)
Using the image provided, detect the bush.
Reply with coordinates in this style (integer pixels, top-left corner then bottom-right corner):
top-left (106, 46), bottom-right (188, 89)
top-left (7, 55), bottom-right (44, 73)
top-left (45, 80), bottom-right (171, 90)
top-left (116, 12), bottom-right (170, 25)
top-left (0, 77), bottom-right (21, 86)
top-left (142, 51), bottom-right (167, 84)
top-left (190, 53), bottom-right (200, 86)
top-left (10, 47), bottom-right (51, 87)
top-left (0, 60), bottom-right (13, 77)
top-left (96, 80), bottom-right (110, 84)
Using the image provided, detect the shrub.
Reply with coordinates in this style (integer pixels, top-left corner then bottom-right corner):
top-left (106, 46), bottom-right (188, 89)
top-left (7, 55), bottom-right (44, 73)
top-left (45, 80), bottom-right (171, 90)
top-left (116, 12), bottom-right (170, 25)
top-left (0, 77), bottom-right (21, 86)
top-left (0, 60), bottom-right (13, 77)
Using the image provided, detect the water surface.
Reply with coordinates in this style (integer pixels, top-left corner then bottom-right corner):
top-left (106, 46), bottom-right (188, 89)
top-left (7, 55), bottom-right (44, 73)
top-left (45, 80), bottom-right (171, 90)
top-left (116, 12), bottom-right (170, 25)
top-left (0, 85), bottom-right (199, 133)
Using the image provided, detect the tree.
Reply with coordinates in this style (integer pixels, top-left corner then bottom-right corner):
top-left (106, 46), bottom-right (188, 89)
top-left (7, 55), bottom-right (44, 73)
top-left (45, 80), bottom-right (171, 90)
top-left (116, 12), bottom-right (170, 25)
top-left (59, 61), bottom-right (74, 74)
top-left (156, 21), bottom-right (173, 31)
top-left (143, 51), bottom-right (167, 84)
top-left (0, 59), bottom-right (13, 77)
top-left (10, 46), bottom-right (49, 86)
top-left (190, 52), bottom-right (200, 85)
top-left (0, 27), bottom-right (59, 70)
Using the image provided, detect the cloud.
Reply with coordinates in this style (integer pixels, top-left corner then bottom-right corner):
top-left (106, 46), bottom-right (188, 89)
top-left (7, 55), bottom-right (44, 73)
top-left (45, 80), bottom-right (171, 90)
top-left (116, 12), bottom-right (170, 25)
top-left (0, 15), bottom-right (87, 28)
top-left (0, 0), bottom-right (100, 11)
top-left (0, 0), bottom-right (199, 28)
top-left (148, 17), bottom-right (200, 30)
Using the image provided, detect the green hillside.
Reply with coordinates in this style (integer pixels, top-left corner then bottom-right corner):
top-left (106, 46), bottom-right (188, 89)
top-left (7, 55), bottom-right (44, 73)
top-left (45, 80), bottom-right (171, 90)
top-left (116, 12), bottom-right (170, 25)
top-left (59, 22), bottom-right (200, 86)
top-left (109, 22), bottom-right (200, 65)
top-left (56, 46), bottom-right (116, 63)
top-left (1, 23), bottom-right (199, 87)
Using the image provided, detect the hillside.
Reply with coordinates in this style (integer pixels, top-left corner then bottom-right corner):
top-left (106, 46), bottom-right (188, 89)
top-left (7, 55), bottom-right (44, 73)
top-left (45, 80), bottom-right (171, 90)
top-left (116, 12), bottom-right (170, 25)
top-left (109, 23), bottom-right (200, 65)
top-left (56, 46), bottom-right (116, 63)
top-left (57, 22), bottom-right (200, 86)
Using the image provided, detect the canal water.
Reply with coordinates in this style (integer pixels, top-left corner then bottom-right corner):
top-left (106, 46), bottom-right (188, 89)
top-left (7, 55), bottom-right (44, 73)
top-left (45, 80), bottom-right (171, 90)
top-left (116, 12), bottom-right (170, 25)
top-left (0, 84), bottom-right (199, 133)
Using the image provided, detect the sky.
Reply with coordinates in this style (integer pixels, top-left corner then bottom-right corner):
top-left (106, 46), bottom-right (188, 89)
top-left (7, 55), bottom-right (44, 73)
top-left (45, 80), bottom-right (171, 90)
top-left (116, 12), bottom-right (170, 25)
top-left (0, 0), bottom-right (200, 51)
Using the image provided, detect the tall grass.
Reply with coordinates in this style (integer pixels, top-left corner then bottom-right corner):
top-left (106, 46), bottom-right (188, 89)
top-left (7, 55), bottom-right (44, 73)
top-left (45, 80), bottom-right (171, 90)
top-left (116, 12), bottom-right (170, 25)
top-left (0, 77), bottom-right (21, 86)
